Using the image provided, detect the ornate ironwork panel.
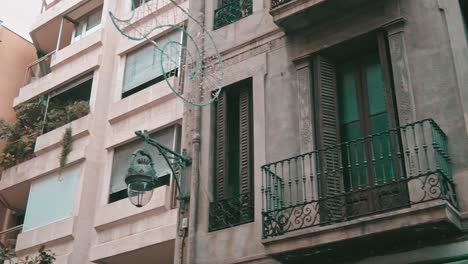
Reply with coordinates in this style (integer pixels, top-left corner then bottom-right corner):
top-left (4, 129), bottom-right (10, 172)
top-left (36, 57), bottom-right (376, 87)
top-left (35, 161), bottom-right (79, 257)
top-left (209, 192), bottom-right (254, 231)
top-left (214, 0), bottom-right (253, 30)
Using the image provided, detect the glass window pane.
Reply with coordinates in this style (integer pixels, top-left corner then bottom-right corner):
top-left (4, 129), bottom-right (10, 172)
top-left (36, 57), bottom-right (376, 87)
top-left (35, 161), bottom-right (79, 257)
top-left (365, 54), bottom-right (386, 115)
top-left (86, 8), bottom-right (102, 31)
top-left (338, 61), bottom-right (359, 125)
top-left (74, 22), bottom-right (85, 38)
top-left (123, 30), bottom-right (182, 93)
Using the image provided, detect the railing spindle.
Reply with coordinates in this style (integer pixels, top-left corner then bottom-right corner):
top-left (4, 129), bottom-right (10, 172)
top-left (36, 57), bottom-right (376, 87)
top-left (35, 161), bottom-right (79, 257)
top-left (288, 160), bottom-right (292, 206)
top-left (302, 156), bottom-right (307, 203)
top-left (420, 121), bottom-right (431, 173)
top-left (346, 143), bottom-right (353, 191)
top-left (309, 153), bottom-right (314, 201)
top-left (295, 158), bottom-right (300, 203)
top-left (412, 124), bottom-right (422, 175)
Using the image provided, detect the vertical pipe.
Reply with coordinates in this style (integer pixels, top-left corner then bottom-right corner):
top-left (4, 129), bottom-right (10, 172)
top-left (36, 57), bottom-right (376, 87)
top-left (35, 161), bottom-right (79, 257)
top-left (185, 0), bottom-right (206, 260)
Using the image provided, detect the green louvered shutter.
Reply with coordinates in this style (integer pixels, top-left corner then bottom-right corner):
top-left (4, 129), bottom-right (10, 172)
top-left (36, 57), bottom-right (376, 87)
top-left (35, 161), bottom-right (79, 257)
top-left (215, 91), bottom-right (228, 200)
top-left (313, 55), bottom-right (344, 222)
top-left (238, 87), bottom-right (253, 221)
top-left (239, 88), bottom-right (251, 195)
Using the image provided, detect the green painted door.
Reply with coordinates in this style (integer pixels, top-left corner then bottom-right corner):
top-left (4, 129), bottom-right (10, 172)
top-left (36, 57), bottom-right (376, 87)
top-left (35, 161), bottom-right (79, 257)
top-left (338, 52), bottom-right (393, 190)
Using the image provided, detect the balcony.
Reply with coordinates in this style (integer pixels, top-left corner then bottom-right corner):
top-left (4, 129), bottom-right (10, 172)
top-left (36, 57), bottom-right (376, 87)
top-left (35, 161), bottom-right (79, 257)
top-left (23, 51), bottom-right (54, 85)
top-left (261, 119), bottom-right (461, 261)
top-left (269, 0), bottom-right (370, 32)
top-left (0, 225), bottom-right (22, 250)
top-left (31, 0), bottom-right (103, 55)
top-left (213, 0), bottom-right (253, 30)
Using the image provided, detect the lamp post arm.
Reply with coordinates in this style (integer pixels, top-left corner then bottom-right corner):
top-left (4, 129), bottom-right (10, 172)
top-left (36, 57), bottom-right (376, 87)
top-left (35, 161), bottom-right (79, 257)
top-left (135, 130), bottom-right (192, 165)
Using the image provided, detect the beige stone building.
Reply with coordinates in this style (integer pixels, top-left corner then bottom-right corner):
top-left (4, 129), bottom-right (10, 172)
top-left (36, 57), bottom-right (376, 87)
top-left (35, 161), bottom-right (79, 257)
top-left (1, 0), bottom-right (468, 263)
top-left (0, 23), bottom-right (37, 252)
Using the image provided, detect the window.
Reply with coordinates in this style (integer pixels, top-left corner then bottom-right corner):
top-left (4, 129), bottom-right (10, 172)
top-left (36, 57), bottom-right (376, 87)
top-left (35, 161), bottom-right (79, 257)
top-left (72, 7), bottom-right (103, 43)
top-left (23, 165), bottom-right (80, 231)
top-left (313, 32), bottom-right (407, 219)
top-left (122, 30), bottom-right (182, 98)
top-left (132, 0), bottom-right (152, 9)
top-left (213, 0), bottom-right (253, 30)
top-left (43, 74), bottom-right (92, 133)
top-left (209, 79), bottom-right (254, 231)
top-left (109, 125), bottom-right (181, 203)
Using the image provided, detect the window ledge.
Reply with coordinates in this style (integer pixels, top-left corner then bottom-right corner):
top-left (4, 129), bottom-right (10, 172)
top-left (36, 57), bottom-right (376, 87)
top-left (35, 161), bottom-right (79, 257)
top-left (108, 77), bottom-right (177, 125)
top-left (15, 216), bottom-right (75, 253)
top-left (94, 185), bottom-right (173, 230)
top-left (35, 114), bottom-right (91, 155)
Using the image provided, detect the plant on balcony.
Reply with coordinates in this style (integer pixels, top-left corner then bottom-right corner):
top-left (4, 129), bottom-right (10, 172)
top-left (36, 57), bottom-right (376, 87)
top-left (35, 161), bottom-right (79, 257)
top-left (0, 98), bottom-right (89, 170)
top-left (0, 99), bottom-right (45, 169)
top-left (0, 245), bottom-right (56, 264)
top-left (44, 100), bottom-right (89, 133)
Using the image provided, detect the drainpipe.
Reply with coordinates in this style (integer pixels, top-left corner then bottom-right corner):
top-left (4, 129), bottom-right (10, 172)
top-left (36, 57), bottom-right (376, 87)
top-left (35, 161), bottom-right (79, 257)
top-left (184, 1), bottom-right (206, 263)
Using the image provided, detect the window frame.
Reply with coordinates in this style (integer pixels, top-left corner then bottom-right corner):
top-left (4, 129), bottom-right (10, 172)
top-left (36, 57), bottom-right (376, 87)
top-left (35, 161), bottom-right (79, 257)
top-left (71, 6), bottom-right (103, 43)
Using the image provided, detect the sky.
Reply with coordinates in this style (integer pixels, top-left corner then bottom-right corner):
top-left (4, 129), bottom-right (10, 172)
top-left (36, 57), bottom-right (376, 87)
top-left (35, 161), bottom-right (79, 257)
top-left (0, 0), bottom-right (43, 41)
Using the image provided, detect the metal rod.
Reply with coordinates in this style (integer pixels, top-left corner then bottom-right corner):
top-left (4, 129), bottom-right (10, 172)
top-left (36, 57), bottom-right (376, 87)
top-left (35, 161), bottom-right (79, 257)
top-left (56, 17), bottom-right (64, 52)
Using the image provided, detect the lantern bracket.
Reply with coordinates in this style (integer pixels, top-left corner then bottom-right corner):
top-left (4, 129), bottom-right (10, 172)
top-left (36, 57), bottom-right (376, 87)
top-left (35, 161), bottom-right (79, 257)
top-left (135, 130), bottom-right (191, 207)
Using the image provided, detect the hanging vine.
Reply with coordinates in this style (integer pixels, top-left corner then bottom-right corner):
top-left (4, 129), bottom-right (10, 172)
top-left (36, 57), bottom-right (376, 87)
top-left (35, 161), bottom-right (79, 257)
top-left (59, 127), bottom-right (73, 169)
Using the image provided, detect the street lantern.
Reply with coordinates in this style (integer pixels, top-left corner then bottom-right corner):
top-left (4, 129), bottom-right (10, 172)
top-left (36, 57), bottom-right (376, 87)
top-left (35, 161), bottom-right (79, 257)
top-left (125, 130), bottom-right (191, 208)
top-left (126, 148), bottom-right (157, 207)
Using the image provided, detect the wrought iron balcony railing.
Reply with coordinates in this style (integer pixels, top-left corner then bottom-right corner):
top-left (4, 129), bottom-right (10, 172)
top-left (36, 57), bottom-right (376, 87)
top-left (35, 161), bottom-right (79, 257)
top-left (271, 0), bottom-right (295, 9)
top-left (0, 225), bottom-right (22, 249)
top-left (24, 51), bottom-right (54, 85)
top-left (209, 192), bottom-right (254, 232)
top-left (213, 0), bottom-right (253, 30)
top-left (261, 119), bottom-right (457, 238)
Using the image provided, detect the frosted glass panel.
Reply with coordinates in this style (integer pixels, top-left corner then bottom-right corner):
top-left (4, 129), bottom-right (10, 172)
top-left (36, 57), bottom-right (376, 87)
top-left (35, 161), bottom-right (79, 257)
top-left (23, 166), bottom-right (80, 231)
top-left (123, 30), bottom-right (182, 93)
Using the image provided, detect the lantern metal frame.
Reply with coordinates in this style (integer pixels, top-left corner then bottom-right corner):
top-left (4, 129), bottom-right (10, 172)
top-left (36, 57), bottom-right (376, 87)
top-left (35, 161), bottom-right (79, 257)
top-left (126, 130), bottom-right (192, 208)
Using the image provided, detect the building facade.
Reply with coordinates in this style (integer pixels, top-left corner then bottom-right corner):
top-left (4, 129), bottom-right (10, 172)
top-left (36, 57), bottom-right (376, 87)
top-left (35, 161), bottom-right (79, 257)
top-left (0, 0), bottom-right (468, 264)
top-left (189, 0), bottom-right (468, 263)
top-left (0, 24), bottom-right (37, 150)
